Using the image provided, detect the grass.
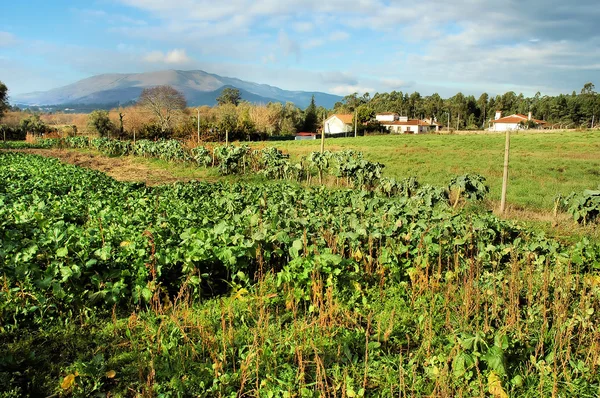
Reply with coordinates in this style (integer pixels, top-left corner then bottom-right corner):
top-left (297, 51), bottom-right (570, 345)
top-left (131, 156), bottom-right (215, 181)
top-left (270, 130), bottom-right (600, 212)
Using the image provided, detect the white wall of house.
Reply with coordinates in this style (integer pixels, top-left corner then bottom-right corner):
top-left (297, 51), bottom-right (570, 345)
top-left (492, 123), bottom-right (522, 131)
top-left (384, 124), bottom-right (426, 134)
top-left (324, 116), bottom-right (352, 135)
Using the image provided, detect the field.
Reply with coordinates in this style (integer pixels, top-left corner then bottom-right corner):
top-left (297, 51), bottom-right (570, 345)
top-left (274, 131), bottom-right (600, 211)
top-left (1, 131), bottom-right (600, 397)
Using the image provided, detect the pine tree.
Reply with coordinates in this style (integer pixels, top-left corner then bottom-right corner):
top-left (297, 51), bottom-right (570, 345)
top-left (303, 96), bottom-right (318, 132)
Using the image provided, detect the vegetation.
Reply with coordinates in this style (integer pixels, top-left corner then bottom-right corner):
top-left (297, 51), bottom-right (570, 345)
top-left (3, 81), bottom-right (599, 144)
top-left (3, 127), bottom-right (599, 215)
top-left (269, 132), bottom-right (600, 210)
top-left (560, 189), bottom-right (600, 225)
top-left (0, 80), bottom-right (8, 120)
top-left (138, 86), bottom-right (188, 134)
top-left (302, 95), bottom-right (318, 133)
top-left (87, 110), bottom-right (114, 138)
top-left (1, 151), bottom-right (600, 397)
top-left (217, 87), bottom-right (242, 107)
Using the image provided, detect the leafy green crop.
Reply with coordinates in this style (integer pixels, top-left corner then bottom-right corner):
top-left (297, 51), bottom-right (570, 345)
top-left (2, 149), bottom-right (600, 397)
top-left (560, 189), bottom-right (600, 224)
top-left (448, 173), bottom-right (490, 201)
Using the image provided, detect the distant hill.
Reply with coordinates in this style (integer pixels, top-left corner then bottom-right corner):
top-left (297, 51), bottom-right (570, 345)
top-left (11, 70), bottom-right (342, 110)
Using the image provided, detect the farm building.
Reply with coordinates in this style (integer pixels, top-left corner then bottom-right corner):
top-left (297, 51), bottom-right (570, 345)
top-left (324, 114), bottom-right (354, 135)
top-left (295, 132), bottom-right (318, 140)
top-left (490, 111), bottom-right (547, 131)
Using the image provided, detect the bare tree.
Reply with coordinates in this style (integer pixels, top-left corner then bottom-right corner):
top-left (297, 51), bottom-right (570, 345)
top-left (249, 104), bottom-right (278, 135)
top-left (137, 85), bottom-right (187, 134)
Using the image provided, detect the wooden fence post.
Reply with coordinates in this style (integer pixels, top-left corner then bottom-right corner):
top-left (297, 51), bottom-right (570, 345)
top-left (321, 116), bottom-right (325, 153)
top-left (500, 129), bottom-right (511, 213)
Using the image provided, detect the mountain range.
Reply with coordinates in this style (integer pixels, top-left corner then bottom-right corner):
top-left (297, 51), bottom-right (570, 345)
top-left (11, 70), bottom-right (342, 109)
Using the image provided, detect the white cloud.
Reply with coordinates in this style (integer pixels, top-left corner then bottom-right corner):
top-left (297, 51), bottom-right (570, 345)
top-left (143, 49), bottom-right (191, 64)
top-left (6, 0), bottom-right (600, 97)
top-left (109, 0), bottom-right (600, 95)
top-left (380, 78), bottom-right (411, 90)
top-left (320, 71), bottom-right (358, 86)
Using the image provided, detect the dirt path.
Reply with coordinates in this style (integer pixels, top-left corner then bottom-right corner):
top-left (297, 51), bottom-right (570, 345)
top-left (7, 148), bottom-right (197, 185)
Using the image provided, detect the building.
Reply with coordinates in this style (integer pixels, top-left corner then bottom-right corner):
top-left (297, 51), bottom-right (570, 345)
top-left (295, 132), bottom-right (318, 140)
top-left (324, 114), bottom-right (354, 135)
top-left (423, 118), bottom-right (443, 132)
top-left (376, 113), bottom-right (440, 134)
top-left (490, 111), bottom-right (547, 131)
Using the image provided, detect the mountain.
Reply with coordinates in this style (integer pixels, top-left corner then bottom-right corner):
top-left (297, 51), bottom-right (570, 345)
top-left (11, 70), bottom-right (342, 109)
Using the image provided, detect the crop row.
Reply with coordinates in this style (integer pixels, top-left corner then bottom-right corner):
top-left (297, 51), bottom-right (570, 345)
top-left (1, 137), bottom-right (491, 201)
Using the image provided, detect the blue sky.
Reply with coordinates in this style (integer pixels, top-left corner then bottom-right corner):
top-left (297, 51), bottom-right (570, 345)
top-left (1, 0), bottom-right (599, 98)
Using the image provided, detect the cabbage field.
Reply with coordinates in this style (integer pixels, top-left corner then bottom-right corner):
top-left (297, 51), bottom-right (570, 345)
top-left (1, 151), bottom-right (600, 397)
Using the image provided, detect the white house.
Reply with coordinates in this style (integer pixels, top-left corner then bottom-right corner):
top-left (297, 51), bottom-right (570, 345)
top-left (378, 115), bottom-right (439, 134)
top-left (490, 111), bottom-right (547, 131)
top-left (324, 114), bottom-right (353, 135)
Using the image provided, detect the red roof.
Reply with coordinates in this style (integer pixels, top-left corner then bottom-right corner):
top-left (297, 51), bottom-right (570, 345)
top-left (493, 114), bottom-right (546, 124)
top-left (296, 132), bottom-right (318, 136)
top-left (328, 114), bottom-right (353, 124)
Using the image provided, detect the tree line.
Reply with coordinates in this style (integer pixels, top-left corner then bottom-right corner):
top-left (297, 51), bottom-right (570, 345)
top-left (334, 82), bottom-right (599, 130)
top-left (1, 80), bottom-right (598, 142)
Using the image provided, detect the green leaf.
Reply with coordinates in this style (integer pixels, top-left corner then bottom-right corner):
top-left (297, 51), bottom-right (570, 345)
top-left (141, 287), bottom-right (153, 302)
top-left (483, 346), bottom-right (506, 376)
top-left (289, 239), bottom-right (304, 258)
top-left (56, 247), bottom-right (68, 257)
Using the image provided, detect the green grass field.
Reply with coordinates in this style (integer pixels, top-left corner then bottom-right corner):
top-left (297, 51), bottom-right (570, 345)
top-left (271, 130), bottom-right (600, 211)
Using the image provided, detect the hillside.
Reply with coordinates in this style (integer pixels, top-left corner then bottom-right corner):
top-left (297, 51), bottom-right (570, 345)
top-left (11, 70), bottom-right (342, 109)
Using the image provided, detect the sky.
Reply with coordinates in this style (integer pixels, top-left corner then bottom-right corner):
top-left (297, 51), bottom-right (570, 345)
top-left (1, 0), bottom-right (599, 99)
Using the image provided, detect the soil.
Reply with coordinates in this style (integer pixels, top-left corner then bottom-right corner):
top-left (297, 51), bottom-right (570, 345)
top-left (7, 148), bottom-right (194, 186)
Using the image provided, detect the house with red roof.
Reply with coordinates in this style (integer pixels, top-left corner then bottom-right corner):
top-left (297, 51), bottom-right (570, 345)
top-left (376, 113), bottom-right (440, 134)
top-left (490, 111), bottom-right (547, 131)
